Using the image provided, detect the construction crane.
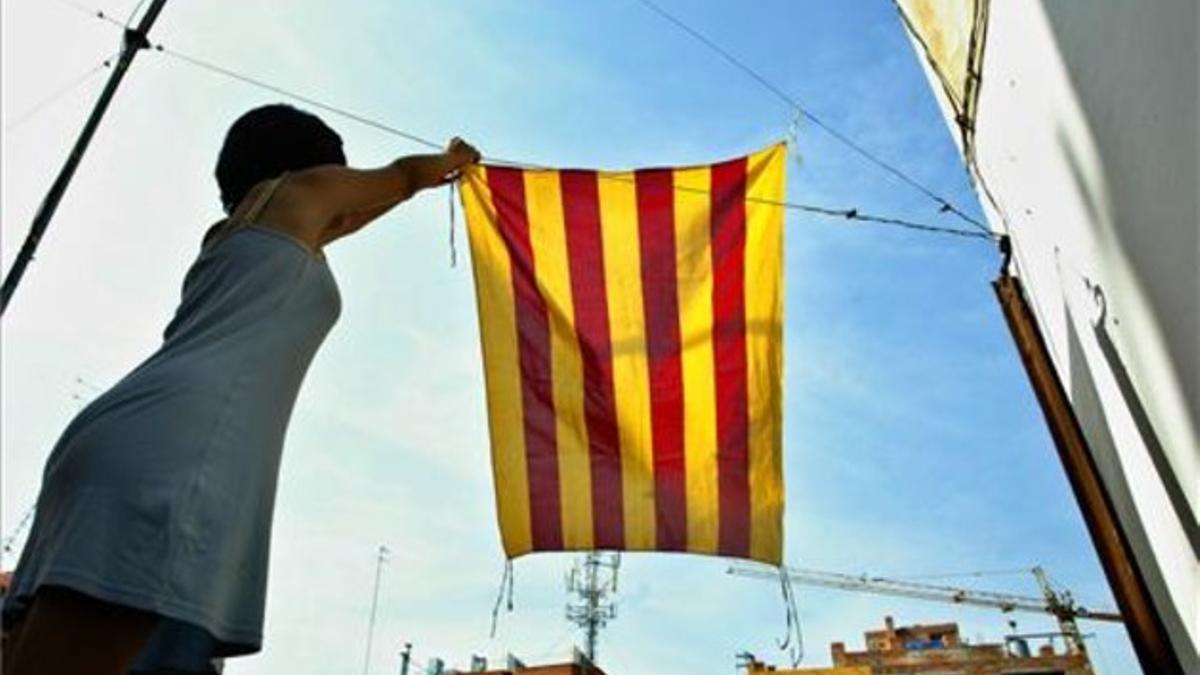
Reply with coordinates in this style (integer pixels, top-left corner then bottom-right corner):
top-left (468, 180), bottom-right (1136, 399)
top-left (727, 564), bottom-right (1122, 656)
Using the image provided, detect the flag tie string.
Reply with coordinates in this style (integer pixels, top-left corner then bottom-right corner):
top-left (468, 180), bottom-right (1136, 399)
top-left (489, 559), bottom-right (515, 639)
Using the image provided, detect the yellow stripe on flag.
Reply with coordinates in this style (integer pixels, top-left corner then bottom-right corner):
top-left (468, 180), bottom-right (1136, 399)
top-left (744, 144), bottom-right (786, 565)
top-left (523, 170), bottom-right (594, 550)
top-left (462, 165), bottom-right (532, 557)
top-left (673, 165), bottom-right (720, 555)
top-left (597, 171), bottom-right (656, 549)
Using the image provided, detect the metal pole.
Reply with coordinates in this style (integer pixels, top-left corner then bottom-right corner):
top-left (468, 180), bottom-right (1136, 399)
top-left (363, 545), bottom-right (389, 675)
top-left (399, 642), bottom-right (412, 675)
top-left (994, 270), bottom-right (1183, 675)
top-left (585, 554), bottom-right (598, 662)
top-left (0, 0), bottom-right (169, 316)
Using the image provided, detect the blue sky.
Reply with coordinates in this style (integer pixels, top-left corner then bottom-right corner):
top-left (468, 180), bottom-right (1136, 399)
top-left (2, 1), bottom-right (1138, 673)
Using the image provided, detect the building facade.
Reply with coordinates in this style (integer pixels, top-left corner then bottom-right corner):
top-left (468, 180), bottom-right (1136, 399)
top-left (747, 616), bottom-right (1092, 675)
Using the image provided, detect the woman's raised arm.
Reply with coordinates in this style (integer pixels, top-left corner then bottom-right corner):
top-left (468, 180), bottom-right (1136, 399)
top-left (287, 137), bottom-right (480, 245)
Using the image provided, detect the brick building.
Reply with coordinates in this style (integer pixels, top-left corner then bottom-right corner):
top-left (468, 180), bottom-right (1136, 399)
top-left (746, 616), bottom-right (1093, 675)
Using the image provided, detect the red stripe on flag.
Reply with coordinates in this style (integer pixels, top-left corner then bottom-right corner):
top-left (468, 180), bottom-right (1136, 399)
top-left (635, 169), bottom-right (687, 551)
top-left (711, 157), bottom-right (751, 558)
top-left (561, 170), bottom-right (625, 549)
top-left (487, 167), bottom-right (563, 551)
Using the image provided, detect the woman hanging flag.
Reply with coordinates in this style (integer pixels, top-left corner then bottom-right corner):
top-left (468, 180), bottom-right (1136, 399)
top-left (0, 103), bottom-right (480, 675)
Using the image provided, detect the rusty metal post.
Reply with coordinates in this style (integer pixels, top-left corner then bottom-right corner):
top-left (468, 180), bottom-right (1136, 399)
top-left (993, 271), bottom-right (1183, 675)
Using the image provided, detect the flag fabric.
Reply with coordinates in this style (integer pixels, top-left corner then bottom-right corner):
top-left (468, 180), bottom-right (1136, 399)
top-left (461, 144), bottom-right (785, 565)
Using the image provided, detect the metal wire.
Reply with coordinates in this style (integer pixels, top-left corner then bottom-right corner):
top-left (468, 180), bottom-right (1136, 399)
top-left (3, 53), bottom-right (116, 132)
top-left (630, 0), bottom-right (991, 235)
top-left (50, 0), bottom-right (125, 28)
top-left (48, 3), bottom-right (995, 245)
top-left (153, 45), bottom-right (444, 150)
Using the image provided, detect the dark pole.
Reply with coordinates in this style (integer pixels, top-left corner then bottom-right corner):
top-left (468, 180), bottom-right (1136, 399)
top-left (994, 268), bottom-right (1184, 675)
top-left (399, 643), bottom-right (412, 675)
top-left (0, 0), bottom-right (169, 316)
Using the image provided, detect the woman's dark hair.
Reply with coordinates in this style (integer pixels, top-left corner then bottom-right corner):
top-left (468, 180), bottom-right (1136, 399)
top-left (215, 104), bottom-right (346, 213)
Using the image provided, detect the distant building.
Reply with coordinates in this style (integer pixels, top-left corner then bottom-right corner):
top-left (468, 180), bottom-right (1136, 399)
top-left (440, 648), bottom-right (609, 675)
top-left (469, 665), bottom-right (606, 675)
top-left (745, 615), bottom-right (1093, 675)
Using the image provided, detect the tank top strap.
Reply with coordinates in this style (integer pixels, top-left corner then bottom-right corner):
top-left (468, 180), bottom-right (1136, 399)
top-left (204, 174), bottom-right (289, 254)
top-left (238, 173), bottom-right (288, 226)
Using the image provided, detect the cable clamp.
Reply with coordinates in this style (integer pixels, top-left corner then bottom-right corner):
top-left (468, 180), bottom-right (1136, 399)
top-left (124, 27), bottom-right (151, 52)
top-left (999, 235), bottom-right (1013, 277)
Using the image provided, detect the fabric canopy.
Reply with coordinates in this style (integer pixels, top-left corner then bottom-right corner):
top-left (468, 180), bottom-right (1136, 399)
top-left (897, 0), bottom-right (988, 152)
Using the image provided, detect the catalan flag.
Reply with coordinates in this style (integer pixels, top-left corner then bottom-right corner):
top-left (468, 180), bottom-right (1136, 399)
top-left (462, 144), bottom-right (785, 565)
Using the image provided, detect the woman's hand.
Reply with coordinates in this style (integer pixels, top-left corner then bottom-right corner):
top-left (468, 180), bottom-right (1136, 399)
top-left (435, 138), bottom-right (481, 186)
top-left (448, 135), bottom-right (480, 164)
top-left (446, 137), bottom-right (482, 169)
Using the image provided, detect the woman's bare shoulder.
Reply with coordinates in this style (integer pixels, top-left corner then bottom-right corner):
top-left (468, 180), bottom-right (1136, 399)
top-left (249, 177), bottom-right (329, 252)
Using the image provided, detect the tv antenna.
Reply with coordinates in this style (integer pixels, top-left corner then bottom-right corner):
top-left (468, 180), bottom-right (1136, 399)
top-left (566, 552), bottom-right (620, 663)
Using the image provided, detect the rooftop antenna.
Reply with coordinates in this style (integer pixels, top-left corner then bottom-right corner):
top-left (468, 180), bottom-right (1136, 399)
top-left (565, 552), bottom-right (620, 663)
top-left (362, 544), bottom-right (390, 675)
top-left (399, 642), bottom-right (413, 675)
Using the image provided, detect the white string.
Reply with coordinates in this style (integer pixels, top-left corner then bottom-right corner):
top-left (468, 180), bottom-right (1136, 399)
top-left (488, 559), bottom-right (514, 638)
top-left (449, 180), bottom-right (459, 268)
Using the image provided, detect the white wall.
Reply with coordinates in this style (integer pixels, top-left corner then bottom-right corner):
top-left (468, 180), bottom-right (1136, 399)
top-left (904, 0), bottom-right (1198, 669)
